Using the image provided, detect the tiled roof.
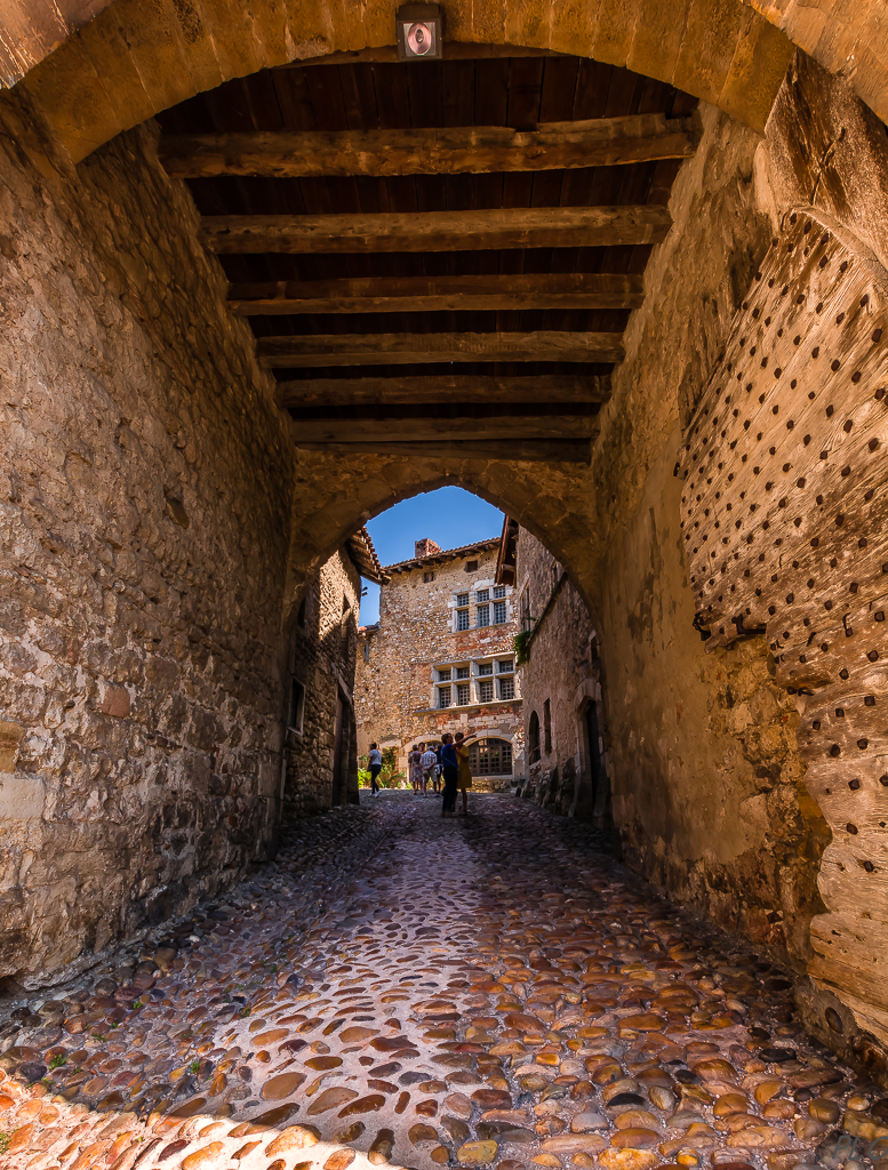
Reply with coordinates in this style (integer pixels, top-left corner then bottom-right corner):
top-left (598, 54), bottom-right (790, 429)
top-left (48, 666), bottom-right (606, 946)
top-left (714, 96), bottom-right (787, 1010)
top-left (346, 527), bottom-right (387, 584)
top-left (385, 536), bottom-right (500, 573)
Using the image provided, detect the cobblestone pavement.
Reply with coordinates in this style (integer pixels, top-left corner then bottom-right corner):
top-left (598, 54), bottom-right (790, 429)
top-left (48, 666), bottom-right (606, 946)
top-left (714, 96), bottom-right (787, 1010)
top-left (1, 793), bottom-right (886, 1170)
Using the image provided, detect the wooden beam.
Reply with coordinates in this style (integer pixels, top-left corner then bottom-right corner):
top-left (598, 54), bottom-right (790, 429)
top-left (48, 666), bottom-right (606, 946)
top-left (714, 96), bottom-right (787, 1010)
top-left (277, 374), bottom-right (610, 407)
top-left (229, 272), bottom-right (644, 316)
top-left (161, 115), bottom-right (697, 179)
top-left (288, 413), bottom-right (598, 443)
top-left (288, 44), bottom-right (567, 67)
top-left (292, 439), bottom-right (592, 463)
top-left (202, 205), bottom-right (671, 255)
top-left (259, 331), bottom-right (624, 368)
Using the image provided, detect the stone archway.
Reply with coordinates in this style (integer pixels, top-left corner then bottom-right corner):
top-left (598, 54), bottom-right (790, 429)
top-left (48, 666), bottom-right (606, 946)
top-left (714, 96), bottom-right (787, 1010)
top-left (4, 0), bottom-right (888, 1075)
top-left (7, 0), bottom-right (888, 151)
top-left (9, 0), bottom-right (888, 165)
top-left (15, 0), bottom-right (788, 162)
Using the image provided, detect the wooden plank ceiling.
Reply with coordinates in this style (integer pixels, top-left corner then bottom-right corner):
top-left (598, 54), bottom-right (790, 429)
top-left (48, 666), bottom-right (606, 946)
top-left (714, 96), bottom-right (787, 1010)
top-left (156, 50), bottom-right (698, 463)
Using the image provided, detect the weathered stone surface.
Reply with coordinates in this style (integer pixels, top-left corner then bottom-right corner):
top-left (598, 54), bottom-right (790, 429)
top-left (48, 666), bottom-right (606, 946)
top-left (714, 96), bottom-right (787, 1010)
top-left (508, 528), bottom-right (605, 821)
top-left (282, 548), bottom-right (363, 818)
top-left (0, 99), bottom-right (295, 987)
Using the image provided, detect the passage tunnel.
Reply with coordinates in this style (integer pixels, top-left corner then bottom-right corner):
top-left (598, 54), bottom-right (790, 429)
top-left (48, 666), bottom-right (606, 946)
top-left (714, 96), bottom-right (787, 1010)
top-left (2, 7), bottom-right (888, 1157)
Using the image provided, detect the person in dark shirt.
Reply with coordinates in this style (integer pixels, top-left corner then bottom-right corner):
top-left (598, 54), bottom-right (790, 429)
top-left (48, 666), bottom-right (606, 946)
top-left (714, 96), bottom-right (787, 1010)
top-left (439, 732), bottom-right (458, 817)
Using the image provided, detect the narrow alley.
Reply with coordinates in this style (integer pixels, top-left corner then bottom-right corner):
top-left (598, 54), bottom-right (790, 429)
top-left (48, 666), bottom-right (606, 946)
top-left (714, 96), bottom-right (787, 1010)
top-left (1, 797), bottom-right (883, 1170)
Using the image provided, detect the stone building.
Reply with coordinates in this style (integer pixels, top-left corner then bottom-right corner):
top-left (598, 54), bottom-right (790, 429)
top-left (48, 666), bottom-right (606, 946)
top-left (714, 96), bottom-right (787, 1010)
top-left (355, 537), bottom-right (522, 788)
top-left (497, 519), bottom-right (609, 821)
top-left (282, 529), bottom-right (383, 818)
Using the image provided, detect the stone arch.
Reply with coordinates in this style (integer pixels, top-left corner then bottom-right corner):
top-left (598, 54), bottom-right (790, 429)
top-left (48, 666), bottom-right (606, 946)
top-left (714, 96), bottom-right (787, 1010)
top-left (9, 0), bottom-right (888, 153)
top-left (282, 461), bottom-right (603, 632)
top-left (465, 735), bottom-right (515, 779)
top-left (527, 711), bottom-right (541, 764)
top-left (12, 0), bottom-right (793, 163)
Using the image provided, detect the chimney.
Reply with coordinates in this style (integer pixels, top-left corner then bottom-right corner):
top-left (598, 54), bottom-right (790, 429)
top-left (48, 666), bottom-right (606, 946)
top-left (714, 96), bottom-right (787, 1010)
top-left (415, 538), bottom-right (441, 560)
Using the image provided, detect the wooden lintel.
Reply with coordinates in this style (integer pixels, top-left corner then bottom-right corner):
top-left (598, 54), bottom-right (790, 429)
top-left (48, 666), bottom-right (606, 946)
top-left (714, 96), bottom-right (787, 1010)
top-left (277, 374), bottom-right (610, 407)
top-left (202, 205), bottom-right (671, 255)
top-left (287, 44), bottom-right (567, 67)
top-left (161, 115), bottom-right (697, 178)
top-left (259, 331), bottom-right (624, 368)
top-left (292, 439), bottom-right (592, 463)
top-left (229, 272), bottom-right (644, 316)
top-left (288, 413), bottom-right (598, 443)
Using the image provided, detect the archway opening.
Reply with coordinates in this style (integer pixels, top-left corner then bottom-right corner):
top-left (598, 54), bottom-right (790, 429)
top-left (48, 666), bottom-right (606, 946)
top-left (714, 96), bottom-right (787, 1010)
top-left (348, 485), bottom-right (606, 812)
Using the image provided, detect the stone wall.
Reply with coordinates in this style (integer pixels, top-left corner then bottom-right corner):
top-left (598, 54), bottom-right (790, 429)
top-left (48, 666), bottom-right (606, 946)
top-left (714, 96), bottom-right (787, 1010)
top-left (512, 530), bottom-right (606, 820)
top-left (586, 91), bottom-right (833, 973)
top-left (584, 57), bottom-right (888, 1067)
top-left (0, 94), bottom-right (294, 990)
top-left (282, 549), bottom-right (361, 818)
top-left (355, 541), bottom-right (522, 786)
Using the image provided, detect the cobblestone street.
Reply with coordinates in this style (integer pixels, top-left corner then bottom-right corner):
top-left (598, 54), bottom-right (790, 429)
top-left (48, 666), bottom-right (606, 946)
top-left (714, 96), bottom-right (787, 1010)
top-left (1, 795), bottom-right (885, 1170)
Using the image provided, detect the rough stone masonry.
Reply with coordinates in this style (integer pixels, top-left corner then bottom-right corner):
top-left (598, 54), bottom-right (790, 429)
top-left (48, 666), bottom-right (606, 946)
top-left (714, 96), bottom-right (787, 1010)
top-left (0, 98), bottom-right (295, 990)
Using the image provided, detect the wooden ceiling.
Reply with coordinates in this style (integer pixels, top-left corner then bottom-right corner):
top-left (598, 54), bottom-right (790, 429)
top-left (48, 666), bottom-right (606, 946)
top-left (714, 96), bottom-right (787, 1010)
top-left (156, 49), bottom-right (698, 464)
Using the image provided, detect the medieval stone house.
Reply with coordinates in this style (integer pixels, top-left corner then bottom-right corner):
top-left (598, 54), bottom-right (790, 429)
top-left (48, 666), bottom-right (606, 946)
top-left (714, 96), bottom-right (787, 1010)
top-left (497, 519), bottom-right (609, 821)
top-left (282, 528), bottom-right (383, 817)
top-left (355, 537), bottom-right (523, 787)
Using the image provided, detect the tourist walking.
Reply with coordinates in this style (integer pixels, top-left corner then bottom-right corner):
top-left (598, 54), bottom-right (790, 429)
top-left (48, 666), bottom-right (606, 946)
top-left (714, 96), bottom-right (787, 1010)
top-left (368, 743), bottom-right (383, 796)
top-left (440, 733), bottom-right (458, 816)
top-left (454, 731), bottom-right (472, 816)
top-left (408, 743), bottom-right (423, 794)
top-left (432, 742), bottom-right (443, 794)
top-left (420, 743), bottom-right (437, 795)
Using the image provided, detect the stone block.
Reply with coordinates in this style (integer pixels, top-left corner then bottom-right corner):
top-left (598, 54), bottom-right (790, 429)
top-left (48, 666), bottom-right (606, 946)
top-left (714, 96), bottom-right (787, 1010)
top-left (100, 685), bottom-right (131, 719)
top-left (0, 720), bottom-right (24, 771)
top-left (0, 775), bottom-right (46, 820)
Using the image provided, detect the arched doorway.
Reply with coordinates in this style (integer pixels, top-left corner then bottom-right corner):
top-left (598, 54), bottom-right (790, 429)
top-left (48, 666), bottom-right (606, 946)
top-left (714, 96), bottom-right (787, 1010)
top-left (467, 736), bottom-right (513, 780)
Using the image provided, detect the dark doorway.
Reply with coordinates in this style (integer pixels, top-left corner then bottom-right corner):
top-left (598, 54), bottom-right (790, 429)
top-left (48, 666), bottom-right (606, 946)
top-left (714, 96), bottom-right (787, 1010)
top-left (331, 690), bottom-right (347, 806)
top-left (580, 699), bottom-right (609, 823)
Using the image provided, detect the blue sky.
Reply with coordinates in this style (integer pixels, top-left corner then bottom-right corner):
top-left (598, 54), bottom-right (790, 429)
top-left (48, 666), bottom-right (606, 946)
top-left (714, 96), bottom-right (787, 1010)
top-left (359, 487), bottom-right (504, 625)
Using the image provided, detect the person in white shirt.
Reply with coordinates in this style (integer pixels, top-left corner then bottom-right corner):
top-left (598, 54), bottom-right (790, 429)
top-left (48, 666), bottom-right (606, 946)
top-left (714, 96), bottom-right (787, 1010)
top-left (368, 743), bottom-right (383, 795)
top-left (420, 745), bottom-right (437, 795)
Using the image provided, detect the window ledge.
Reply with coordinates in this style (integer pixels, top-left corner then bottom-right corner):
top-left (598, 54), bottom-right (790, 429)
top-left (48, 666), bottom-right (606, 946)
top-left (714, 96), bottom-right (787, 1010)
top-left (414, 698), bottom-right (520, 714)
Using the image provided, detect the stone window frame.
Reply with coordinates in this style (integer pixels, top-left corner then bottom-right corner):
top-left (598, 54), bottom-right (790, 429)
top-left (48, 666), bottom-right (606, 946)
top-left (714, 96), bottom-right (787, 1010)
top-left (431, 655), bottom-right (519, 711)
top-left (450, 577), bottom-right (512, 632)
top-left (478, 678), bottom-right (494, 703)
top-left (496, 658), bottom-right (515, 675)
top-left (438, 685), bottom-right (452, 708)
top-left (499, 676), bottom-right (515, 700)
top-left (456, 682), bottom-right (471, 706)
